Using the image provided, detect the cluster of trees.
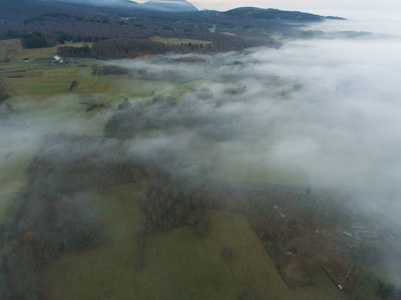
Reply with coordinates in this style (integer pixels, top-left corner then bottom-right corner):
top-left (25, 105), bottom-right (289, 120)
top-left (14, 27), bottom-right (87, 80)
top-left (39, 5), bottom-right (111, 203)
top-left (57, 45), bottom-right (91, 57)
top-left (0, 158), bottom-right (105, 299)
top-left (1, 0), bottom-right (285, 55)
top-left (91, 66), bottom-right (129, 76)
top-left (85, 35), bottom-right (265, 59)
top-left (20, 32), bottom-right (48, 49)
top-left (0, 132), bottom-right (179, 299)
top-left (91, 38), bottom-right (171, 58)
top-left (141, 173), bottom-right (205, 232)
top-left (1, 126), bottom-right (397, 299)
top-left (138, 168), bottom-right (401, 299)
top-left (54, 35), bottom-right (263, 59)
top-left (0, 128), bottom-right (214, 298)
top-left (56, 31), bottom-right (99, 44)
top-left (15, 30), bottom-right (100, 49)
top-left (26, 134), bottom-right (150, 192)
top-left (104, 98), bottom-right (176, 139)
top-left (375, 279), bottom-right (400, 300)
top-left (104, 97), bottom-right (241, 141)
top-left (225, 7), bottom-right (328, 22)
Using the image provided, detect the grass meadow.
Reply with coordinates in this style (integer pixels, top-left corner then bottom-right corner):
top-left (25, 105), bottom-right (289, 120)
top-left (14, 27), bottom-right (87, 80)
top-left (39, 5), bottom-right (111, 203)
top-left (40, 183), bottom-right (348, 300)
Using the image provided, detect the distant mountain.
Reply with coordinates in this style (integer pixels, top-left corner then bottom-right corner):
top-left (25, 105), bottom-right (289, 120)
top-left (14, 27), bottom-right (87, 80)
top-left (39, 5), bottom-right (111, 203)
top-left (140, 0), bottom-right (198, 12)
top-left (225, 7), bottom-right (345, 22)
top-left (37, 0), bottom-right (198, 11)
top-left (38, 0), bottom-right (137, 7)
top-left (35, 0), bottom-right (198, 12)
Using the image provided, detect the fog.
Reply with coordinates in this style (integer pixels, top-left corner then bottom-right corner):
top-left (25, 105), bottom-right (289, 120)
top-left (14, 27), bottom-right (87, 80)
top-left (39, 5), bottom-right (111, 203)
top-left (107, 31), bottom-right (400, 193)
top-left (2, 18), bottom-right (400, 222)
top-left (54, 20), bottom-right (394, 233)
top-left (2, 8), bottom-right (401, 299)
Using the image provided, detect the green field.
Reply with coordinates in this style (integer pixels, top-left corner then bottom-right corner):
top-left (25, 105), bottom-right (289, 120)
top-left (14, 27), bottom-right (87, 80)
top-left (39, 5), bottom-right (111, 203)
top-left (40, 184), bottom-right (143, 299)
top-left (41, 183), bottom-right (289, 299)
top-left (0, 62), bottom-right (118, 98)
top-left (0, 39), bottom-right (357, 299)
top-left (2, 37), bottom-right (308, 208)
top-left (0, 38), bottom-right (92, 62)
top-left (0, 39), bottom-right (214, 137)
top-left (0, 127), bottom-right (41, 223)
top-left (0, 39), bottom-right (108, 99)
top-left (40, 183), bottom-right (349, 300)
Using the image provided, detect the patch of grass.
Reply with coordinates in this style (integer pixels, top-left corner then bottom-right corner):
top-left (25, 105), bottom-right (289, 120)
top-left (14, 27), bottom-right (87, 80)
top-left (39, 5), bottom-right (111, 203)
top-left (0, 127), bottom-right (40, 221)
top-left (42, 199), bottom-right (292, 299)
top-left (0, 127), bottom-right (40, 185)
top-left (1, 68), bottom-right (202, 137)
top-left (40, 183), bottom-right (144, 300)
top-left (41, 191), bottom-right (348, 300)
top-left (0, 62), bottom-right (117, 97)
top-left (222, 32), bottom-right (236, 36)
top-left (150, 36), bottom-right (212, 46)
top-left (0, 38), bottom-right (23, 61)
top-left (137, 210), bottom-right (292, 299)
top-left (0, 39), bottom-right (93, 62)
top-left (5, 94), bottom-right (114, 136)
top-left (31, 85), bottom-right (70, 90)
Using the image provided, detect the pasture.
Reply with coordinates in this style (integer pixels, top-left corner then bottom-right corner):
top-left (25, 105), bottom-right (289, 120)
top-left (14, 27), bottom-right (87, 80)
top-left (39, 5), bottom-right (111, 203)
top-left (41, 184), bottom-right (290, 299)
top-left (0, 127), bottom-right (40, 223)
top-left (0, 38), bottom-right (92, 62)
top-left (40, 182), bottom-right (348, 299)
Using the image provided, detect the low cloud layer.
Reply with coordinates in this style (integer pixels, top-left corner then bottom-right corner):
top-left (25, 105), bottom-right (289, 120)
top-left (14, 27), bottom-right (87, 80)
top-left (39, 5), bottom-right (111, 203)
top-left (3, 19), bottom-right (401, 226)
top-left (107, 29), bottom-right (401, 199)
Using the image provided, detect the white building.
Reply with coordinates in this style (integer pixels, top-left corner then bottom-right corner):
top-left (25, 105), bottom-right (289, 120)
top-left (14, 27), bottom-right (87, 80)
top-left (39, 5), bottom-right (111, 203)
top-left (54, 55), bottom-right (64, 63)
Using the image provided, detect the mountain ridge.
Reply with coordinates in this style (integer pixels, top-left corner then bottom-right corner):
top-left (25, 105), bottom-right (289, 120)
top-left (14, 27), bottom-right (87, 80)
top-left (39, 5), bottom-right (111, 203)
top-left (141, 0), bottom-right (198, 12)
top-left (225, 7), bottom-right (345, 21)
top-left (39, 0), bottom-right (198, 12)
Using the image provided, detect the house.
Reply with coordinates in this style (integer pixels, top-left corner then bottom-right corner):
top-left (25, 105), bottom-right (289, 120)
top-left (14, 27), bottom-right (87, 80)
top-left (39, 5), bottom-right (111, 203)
top-left (54, 55), bottom-right (64, 63)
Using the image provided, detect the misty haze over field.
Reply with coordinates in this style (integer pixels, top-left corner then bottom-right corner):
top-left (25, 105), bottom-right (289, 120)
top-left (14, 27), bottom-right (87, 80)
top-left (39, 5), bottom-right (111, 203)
top-left (101, 18), bottom-right (401, 223)
top-left (3, 3), bottom-right (401, 298)
top-left (108, 21), bottom-right (401, 194)
top-left (2, 17), bottom-right (400, 223)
